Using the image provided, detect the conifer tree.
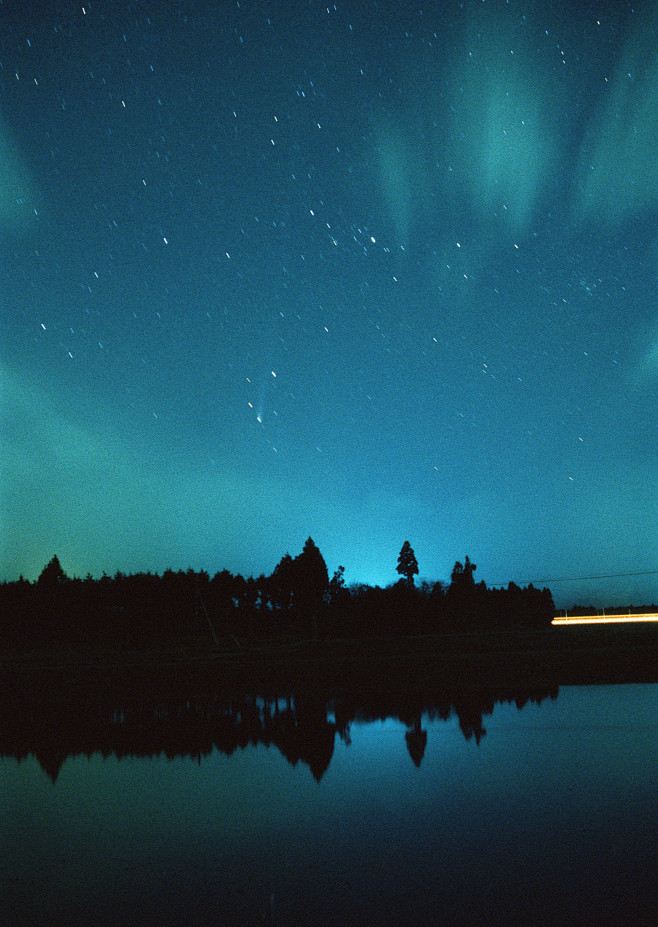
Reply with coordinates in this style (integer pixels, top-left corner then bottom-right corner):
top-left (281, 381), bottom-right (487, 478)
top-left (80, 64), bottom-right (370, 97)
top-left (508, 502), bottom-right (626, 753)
top-left (37, 555), bottom-right (68, 588)
top-left (396, 541), bottom-right (419, 586)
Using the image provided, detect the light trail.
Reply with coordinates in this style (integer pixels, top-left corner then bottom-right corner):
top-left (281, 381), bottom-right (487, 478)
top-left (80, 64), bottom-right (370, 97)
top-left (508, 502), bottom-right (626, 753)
top-left (552, 613), bottom-right (658, 626)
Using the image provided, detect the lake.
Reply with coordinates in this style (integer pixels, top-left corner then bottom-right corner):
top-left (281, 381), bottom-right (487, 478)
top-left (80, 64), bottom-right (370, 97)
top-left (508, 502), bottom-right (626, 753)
top-left (1, 682), bottom-right (656, 926)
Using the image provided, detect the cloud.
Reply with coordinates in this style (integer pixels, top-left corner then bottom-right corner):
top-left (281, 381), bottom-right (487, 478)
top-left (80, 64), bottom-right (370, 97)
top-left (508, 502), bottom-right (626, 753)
top-left (375, 3), bottom-right (559, 245)
top-left (0, 114), bottom-right (38, 233)
top-left (631, 325), bottom-right (658, 384)
top-left (0, 363), bottom-right (356, 580)
top-left (446, 11), bottom-right (557, 237)
top-left (376, 3), bottom-right (658, 245)
top-left (0, 362), bottom-right (155, 579)
top-left (573, 4), bottom-right (658, 226)
top-left (376, 128), bottom-right (415, 245)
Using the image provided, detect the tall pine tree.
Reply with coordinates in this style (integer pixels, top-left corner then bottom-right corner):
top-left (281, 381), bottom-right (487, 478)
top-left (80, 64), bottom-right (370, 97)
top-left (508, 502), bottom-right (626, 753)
top-left (396, 541), bottom-right (419, 586)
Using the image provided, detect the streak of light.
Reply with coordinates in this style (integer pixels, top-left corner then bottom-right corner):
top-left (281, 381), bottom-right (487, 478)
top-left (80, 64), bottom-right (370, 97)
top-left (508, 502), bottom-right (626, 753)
top-left (552, 613), bottom-right (658, 625)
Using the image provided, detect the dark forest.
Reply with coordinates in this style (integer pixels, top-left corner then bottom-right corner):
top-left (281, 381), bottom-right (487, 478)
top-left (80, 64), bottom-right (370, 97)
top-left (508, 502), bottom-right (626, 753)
top-left (0, 540), bottom-right (554, 648)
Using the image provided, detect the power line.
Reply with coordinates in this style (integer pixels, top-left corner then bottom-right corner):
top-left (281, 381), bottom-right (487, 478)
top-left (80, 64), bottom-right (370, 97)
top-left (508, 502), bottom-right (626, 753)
top-left (488, 569), bottom-right (658, 587)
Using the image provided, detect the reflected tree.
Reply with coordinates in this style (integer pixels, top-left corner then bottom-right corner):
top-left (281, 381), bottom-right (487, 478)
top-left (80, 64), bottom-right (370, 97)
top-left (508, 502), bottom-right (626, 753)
top-left (0, 679), bottom-right (559, 782)
top-left (405, 716), bottom-right (428, 767)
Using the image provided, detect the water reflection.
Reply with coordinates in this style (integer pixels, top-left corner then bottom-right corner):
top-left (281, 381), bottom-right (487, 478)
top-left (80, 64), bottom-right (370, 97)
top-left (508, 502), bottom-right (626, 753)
top-left (0, 683), bottom-right (557, 783)
top-left (2, 683), bottom-right (656, 926)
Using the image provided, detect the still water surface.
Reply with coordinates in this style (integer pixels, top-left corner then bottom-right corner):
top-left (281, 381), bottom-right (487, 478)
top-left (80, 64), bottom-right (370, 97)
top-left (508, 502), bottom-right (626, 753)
top-left (2, 684), bottom-right (656, 926)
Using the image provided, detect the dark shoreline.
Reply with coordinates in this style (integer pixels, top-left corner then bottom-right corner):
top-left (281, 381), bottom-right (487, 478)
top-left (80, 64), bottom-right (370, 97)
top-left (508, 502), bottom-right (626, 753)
top-left (2, 624), bottom-right (657, 698)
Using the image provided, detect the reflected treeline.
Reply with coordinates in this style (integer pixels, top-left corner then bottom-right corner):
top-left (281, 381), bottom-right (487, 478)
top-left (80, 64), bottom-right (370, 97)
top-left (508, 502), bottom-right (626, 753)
top-left (0, 683), bottom-right (558, 784)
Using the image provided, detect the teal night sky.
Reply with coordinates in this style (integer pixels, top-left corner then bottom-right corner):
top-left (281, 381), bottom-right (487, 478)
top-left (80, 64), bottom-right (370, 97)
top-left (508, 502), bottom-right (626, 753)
top-left (1, 1), bottom-right (657, 605)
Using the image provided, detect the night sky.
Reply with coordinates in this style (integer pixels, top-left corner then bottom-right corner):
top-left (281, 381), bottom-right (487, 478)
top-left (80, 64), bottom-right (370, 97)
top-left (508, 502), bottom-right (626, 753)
top-left (2, 1), bottom-right (657, 606)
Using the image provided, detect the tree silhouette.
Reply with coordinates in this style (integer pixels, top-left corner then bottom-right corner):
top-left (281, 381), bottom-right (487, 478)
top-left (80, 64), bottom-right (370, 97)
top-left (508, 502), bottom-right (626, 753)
top-left (269, 553), bottom-right (296, 612)
top-left (450, 556), bottom-right (476, 588)
top-left (297, 538), bottom-right (329, 601)
top-left (0, 543), bottom-right (557, 649)
top-left (396, 541), bottom-right (419, 586)
top-left (33, 555), bottom-right (70, 643)
top-left (37, 555), bottom-right (68, 589)
top-left (267, 539), bottom-right (328, 633)
top-left (446, 556), bottom-right (482, 627)
top-left (294, 537), bottom-right (329, 633)
top-left (327, 565), bottom-right (346, 602)
top-left (325, 565), bottom-right (351, 634)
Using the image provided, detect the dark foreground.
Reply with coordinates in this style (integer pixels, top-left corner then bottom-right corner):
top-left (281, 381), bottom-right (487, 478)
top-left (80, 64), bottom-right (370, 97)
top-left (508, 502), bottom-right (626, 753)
top-left (2, 624), bottom-right (657, 700)
top-left (2, 628), bottom-right (656, 926)
top-left (2, 673), bottom-right (656, 926)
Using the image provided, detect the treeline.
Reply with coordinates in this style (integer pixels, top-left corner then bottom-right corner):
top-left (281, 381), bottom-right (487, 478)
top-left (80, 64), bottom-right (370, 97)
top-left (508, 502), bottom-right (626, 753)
top-left (566, 604), bottom-right (658, 616)
top-left (0, 540), bottom-right (554, 648)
